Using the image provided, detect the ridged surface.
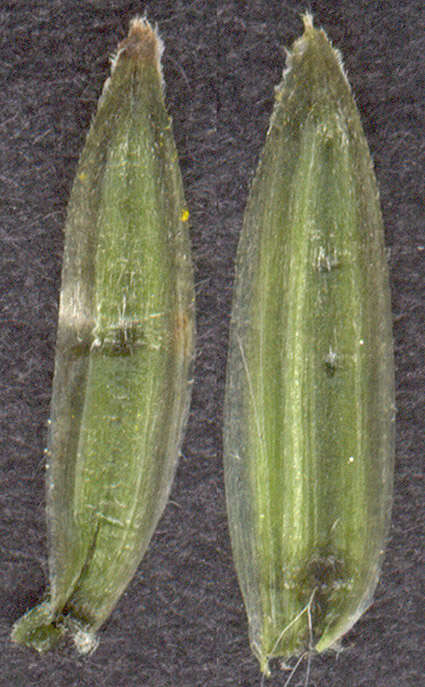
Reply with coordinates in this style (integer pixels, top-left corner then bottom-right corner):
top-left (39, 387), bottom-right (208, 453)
top-left (12, 18), bottom-right (195, 653)
top-left (223, 16), bottom-right (394, 673)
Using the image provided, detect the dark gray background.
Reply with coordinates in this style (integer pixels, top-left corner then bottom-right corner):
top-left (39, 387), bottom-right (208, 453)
top-left (1, 1), bottom-right (423, 685)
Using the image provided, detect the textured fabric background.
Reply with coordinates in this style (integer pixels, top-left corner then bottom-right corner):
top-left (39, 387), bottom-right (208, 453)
top-left (1, 1), bottom-right (423, 685)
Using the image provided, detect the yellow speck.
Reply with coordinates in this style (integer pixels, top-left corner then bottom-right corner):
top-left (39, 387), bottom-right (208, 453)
top-left (78, 172), bottom-right (87, 181)
top-left (180, 209), bottom-right (190, 222)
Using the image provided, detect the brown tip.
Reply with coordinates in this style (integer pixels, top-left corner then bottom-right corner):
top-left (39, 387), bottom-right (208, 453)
top-left (113, 17), bottom-right (164, 71)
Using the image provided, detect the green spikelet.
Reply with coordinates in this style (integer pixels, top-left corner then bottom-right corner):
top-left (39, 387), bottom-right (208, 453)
top-left (223, 14), bottom-right (395, 674)
top-left (12, 18), bottom-right (195, 653)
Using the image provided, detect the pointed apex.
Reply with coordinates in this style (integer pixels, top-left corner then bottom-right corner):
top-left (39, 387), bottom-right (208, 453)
top-left (302, 12), bottom-right (314, 32)
top-left (111, 17), bottom-right (164, 84)
top-left (123, 17), bottom-right (163, 63)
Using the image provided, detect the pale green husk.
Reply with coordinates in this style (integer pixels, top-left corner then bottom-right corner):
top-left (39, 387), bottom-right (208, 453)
top-left (12, 18), bottom-right (195, 653)
top-left (223, 14), bottom-right (395, 674)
